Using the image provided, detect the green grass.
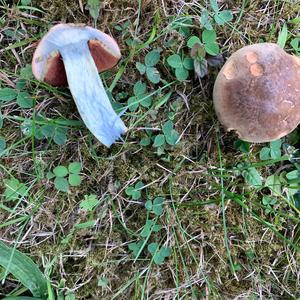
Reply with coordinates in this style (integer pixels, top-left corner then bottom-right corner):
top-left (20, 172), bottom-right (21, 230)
top-left (1, 0), bottom-right (300, 299)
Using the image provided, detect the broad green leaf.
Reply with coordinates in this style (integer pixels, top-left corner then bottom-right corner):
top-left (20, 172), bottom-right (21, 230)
top-left (259, 147), bottom-right (271, 160)
top-left (146, 67), bottom-right (161, 84)
top-left (54, 177), bottom-right (69, 192)
top-left (53, 129), bottom-right (67, 145)
top-left (183, 58), bottom-right (194, 70)
top-left (134, 81), bottom-right (147, 96)
top-left (68, 162), bottom-right (81, 174)
top-left (153, 134), bottom-right (165, 147)
top-left (242, 167), bottom-right (262, 188)
top-left (140, 136), bottom-right (151, 146)
top-left (139, 94), bottom-right (152, 108)
top-left (20, 64), bottom-right (33, 79)
top-left (16, 79), bottom-right (26, 90)
top-left (145, 50), bottom-right (160, 67)
top-left (126, 181), bottom-right (144, 200)
top-left (128, 96), bottom-right (139, 112)
top-left (41, 125), bottom-right (55, 138)
top-left (145, 200), bottom-right (153, 211)
top-left (80, 194), bottom-right (99, 211)
top-left (152, 224), bottom-right (162, 232)
top-left (147, 242), bottom-right (159, 255)
top-left (214, 10), bottom-right (233, 26)
top-left (177, 17), bottom-right (192, 37)
top-left (46, 171), bottom-right (55, 180)
top-left (17, 92), bottom-right (34, 108)
top-left (53, 166), bottom-right (68, 177)
top-left (286, 170), bottom-right (300, 181)
top-left (265, 175), bottom-right (281, 194)
top-left (277, 23), bottom-right (288, 49)
top-left (65, 293), bottom-right (76, 300)
top-left (187, 36), bottom-right (201, 48)
top-left (270, 140), bottom-right (282, 159)
top-left (210, 0), bottom-right (219, 12)
top-left (291, 38), bottom-right (300, 51)
top-left (294, 193), bottom-right (300, 209)
top-left (162, 120), bottom-right (174, 135)
top-left (68, 174), bottom-right (81, 186)
top-left (0, 241), bottom-right (47, 298)
top-left (215, 10), bottom-right (233, 25)
top-left (175, 67), bottom-right (189, 81)
top-left (234, 139), bottom-right (250, 153)
top-left (194, 58), bottom-right (208, 78)
top-left (204, 42), bottom-right (220, 56)
top-left (152, 197), bottom-right (164, 216)
top-left (165, 129), bottom-right (180, 146)
top-left (202, 30), bottom-right (217, 43)
top-left (0, 115), bottom-right (3, 128)
top-left (140, 220), bottom-right (155, 237)
top-left (200, 10), bottom-right (213, 30)
top-left (136, 62), bottom-right (146, 74)
top-left (167, 54), bottom-right (182, 68)
top-left (0, 88), bottom-right (18, 102)
top-left (87, 0), bottom-right (100, 21)
top-left (160, 246), bottom-right (171, 257)
top-left (4, 178), bottom-right (27, 201)
top-left (128, 240), bottom-right (144, 257)
top-left (0, 136), bottom-right (6, 153)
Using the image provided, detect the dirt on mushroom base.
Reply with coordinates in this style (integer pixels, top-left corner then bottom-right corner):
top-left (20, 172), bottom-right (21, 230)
top-left (1, 0), bottom-right (300, 299)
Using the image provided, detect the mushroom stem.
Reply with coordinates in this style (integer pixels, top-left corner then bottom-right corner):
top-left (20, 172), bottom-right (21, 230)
top-left (59, 42), bottom-right (127, 147)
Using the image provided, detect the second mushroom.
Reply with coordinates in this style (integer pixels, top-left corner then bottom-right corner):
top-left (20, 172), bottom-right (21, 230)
top-left (213, 43), bottom-right (300, 143)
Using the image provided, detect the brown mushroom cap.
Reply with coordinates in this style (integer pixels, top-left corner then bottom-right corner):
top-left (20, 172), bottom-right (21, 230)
top-left (213, 43), bottom-right (300, 143)
top-left (32, 24), bottom-right (121, 87)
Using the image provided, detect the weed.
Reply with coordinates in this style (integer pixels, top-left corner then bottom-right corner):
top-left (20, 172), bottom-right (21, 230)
top-left (3, 178), bottom-right (28, 201)
top-left (136, 49), bottom-right (161, 84)
top-left (47, 162), bottom-right (82, 192)
top-left (127, 81), bottom-right (152, 111)
top-left (125, 181), bottom-right (144, 200)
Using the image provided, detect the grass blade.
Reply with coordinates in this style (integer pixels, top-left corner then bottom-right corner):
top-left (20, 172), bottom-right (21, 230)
top-left (0, 241), bottom-right (47, 299)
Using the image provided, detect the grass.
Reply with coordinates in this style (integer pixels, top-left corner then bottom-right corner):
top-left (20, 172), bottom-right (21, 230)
top-left (0, 0), bottom-right (300, 299)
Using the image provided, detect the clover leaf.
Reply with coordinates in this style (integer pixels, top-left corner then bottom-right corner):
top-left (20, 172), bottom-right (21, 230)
top-left (49, 162), bottom-right (82, 192)
top-left (167, 54), bottom-right (194, 81)
top-left (128, 81), bottom-right (152, 111)
top-left (147, 243), bottom-right (171, 265)
top-left (136, 50), bottom-right (161, 84)
top-left (125, 181), bottom-right (144, 200)
top-left (4, 178), bottom-right (28, 201)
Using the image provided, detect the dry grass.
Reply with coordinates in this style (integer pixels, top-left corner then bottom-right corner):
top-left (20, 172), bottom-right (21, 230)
top-left (0, 0), bottom-right (300, 299)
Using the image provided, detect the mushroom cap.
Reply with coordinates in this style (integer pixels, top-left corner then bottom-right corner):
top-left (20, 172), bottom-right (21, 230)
top-left (32, 23), bottom-right (121, 86)
top-left (213, 43), bottom-right (300, 143)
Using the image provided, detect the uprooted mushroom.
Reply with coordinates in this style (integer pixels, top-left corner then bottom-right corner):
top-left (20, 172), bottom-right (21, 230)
top-left (213, 43), bottom-right (300, 143)
top-left (32, 23), bottom-right (127, 147)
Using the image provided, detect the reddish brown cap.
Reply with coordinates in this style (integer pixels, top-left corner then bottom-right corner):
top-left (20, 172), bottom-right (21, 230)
top-left (32, 24), bottom-right (121, 86)
top-left (213, 43), bottom-right (300, 143)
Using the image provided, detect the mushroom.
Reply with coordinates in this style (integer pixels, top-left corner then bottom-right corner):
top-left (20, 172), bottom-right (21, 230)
top-left (32, 23), bottom-right (127, 147)
top-left (213, 43), bottom-right (300, 143)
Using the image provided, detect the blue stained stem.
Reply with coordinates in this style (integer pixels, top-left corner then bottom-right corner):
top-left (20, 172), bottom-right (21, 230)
top-left (59, 42), bottom-right (127, 147)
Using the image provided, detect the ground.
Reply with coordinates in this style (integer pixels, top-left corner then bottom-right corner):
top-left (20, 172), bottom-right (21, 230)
top-left (0, 0), bottom-right (300, 299)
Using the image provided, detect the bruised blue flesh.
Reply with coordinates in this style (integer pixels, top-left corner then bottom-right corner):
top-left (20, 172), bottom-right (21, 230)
top-left (59, 42), bottom-right (126, 147)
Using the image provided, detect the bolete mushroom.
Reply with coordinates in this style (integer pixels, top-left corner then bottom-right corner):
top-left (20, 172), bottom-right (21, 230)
top-left (213, 43), bottom-right (300, 143)
top-left (32, 23), bottom-right (127, 147)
